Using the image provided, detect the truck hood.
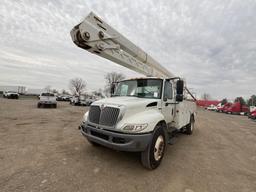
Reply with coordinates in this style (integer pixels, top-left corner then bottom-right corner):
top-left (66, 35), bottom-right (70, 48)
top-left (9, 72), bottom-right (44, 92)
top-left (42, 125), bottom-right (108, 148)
top-left (93, 97), bottom-right (160, 117)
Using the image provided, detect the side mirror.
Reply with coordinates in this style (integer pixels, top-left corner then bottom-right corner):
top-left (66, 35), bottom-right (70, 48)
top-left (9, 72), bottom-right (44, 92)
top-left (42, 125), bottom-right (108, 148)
top-left (176, 95), bottom-right (183, 102)
top-left (176, 80), bottom-right (184, 102)
top-left (110, 83), bottom-right (116, 96)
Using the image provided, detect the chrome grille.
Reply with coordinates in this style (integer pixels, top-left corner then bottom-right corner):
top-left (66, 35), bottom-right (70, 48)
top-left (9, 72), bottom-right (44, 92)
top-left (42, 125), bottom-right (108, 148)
top-left (88, 106), bottom-right (100, 124)
top-left (99, 107), bottom-right (120, 127)
top-left (88, 105), bottom-right (120, 127)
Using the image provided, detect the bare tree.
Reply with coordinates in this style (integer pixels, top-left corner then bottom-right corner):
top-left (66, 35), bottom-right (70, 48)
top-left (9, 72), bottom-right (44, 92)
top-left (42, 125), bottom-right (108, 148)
top-left (69, 78), bottom-right (86, 96)
top-left (104, 72), bottom-right (125, 95)
top-left (52, 89), bottom-right (59, 94)
top-left (44, 85), bottom-right (51, 93)
top-left (235, 97), bottom-right (246, 105)
top-left (221, 98), bottom-right (228, 105)
top-left (61, 89), bottom-right (70, 95)
top-left (201, 93), bottom-right (211, 100)
top-left (247, 95), bottom-right (256, 106)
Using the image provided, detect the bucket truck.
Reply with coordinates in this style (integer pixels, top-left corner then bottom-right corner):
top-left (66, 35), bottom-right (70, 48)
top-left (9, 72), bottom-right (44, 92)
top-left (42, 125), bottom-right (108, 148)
top-left (71, 12), bottom-right (196, 169)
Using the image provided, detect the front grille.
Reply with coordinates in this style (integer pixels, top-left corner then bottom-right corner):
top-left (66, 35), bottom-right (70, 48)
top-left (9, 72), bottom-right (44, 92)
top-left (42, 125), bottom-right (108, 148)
top-left (88, 106), bottom-right (101, 124)
top-left (88, 105), bottom-right (120, 127)
top-left (99, 107), bottom-right (120, 127)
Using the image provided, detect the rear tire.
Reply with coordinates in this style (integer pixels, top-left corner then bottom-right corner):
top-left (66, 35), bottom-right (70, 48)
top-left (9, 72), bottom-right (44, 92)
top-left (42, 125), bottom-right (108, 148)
top-left (185, 115), bottom-right (195, 135)
top-left (141, 125), bottom-right (166, 170)
top-left (37, 103), bottom-right (41, 108)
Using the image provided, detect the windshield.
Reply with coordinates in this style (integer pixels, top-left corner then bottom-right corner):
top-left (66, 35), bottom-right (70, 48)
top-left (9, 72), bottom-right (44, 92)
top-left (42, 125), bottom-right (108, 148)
top-left (41, 93), bottom-right (54, 97)
top-left (114, 79), bottom-right (162, 99)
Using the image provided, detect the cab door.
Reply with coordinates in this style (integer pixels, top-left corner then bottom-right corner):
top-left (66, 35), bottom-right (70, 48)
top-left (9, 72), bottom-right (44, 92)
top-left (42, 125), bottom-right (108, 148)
top-left (161, 80), bottom-right (175, 125)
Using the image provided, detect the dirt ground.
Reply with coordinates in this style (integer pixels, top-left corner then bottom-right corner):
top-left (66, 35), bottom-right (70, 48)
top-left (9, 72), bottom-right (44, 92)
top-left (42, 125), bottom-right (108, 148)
top-left (0, 98), bottom-right (256, 192)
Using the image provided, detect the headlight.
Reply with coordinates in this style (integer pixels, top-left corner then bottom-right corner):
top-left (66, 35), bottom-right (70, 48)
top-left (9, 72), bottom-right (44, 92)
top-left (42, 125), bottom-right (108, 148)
top-left (82, 111), bottom-right (89, 123)
top-left (122, 123), bottom-right (148, 132)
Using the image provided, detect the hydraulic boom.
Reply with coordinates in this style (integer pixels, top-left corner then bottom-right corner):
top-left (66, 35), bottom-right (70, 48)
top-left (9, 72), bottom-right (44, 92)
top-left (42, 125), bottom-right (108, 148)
top-left (71, 12), bottom-right (196, 101)
top-left (70, 12), bottom-right (174, 78)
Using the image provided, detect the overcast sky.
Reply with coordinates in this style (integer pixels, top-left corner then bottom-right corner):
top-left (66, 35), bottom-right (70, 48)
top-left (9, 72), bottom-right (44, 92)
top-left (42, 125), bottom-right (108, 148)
top-left (0, 0), bottom-right (255, 99)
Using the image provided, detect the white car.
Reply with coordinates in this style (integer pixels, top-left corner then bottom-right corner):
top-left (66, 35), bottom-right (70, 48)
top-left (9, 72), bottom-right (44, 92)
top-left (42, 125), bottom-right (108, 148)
top-left (38, 93), bottom-right (57, 108)
top-left (3, 91), bottom-right (19, 99)
top-left (206, 104), bottom-right (217, 111)
top-left (70, 95), bottom-right (88, 106)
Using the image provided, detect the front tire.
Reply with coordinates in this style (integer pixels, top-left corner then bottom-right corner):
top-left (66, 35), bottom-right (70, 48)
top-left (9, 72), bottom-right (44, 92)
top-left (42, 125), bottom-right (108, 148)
top-left (185, 115), bottom-right (195, 135)
top-left (141, 126), bottom-right (166, 170)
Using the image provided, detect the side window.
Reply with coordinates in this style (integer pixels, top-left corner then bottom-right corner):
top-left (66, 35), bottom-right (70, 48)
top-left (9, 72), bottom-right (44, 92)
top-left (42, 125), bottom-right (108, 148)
top-left (164, 81), bottom-right (173, 99)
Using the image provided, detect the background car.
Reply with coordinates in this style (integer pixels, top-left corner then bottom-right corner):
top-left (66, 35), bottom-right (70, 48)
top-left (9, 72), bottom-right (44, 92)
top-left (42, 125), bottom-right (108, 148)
top-left (3, 91), bottom-right (19, 99)
top-left (38, 93), bottom-right (57, 108)
top-left (57, 95), bottom-right (72, 101)
top-left (206, 104), bottom-right (217, 111)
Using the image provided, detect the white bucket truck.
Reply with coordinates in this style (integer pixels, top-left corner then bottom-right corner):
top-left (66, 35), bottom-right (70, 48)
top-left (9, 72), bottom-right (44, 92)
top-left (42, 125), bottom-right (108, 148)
top-left (71, 12), bottom-right (196, 169)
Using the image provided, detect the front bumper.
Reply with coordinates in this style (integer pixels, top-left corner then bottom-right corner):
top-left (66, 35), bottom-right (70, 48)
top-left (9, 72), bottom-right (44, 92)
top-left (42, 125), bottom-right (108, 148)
top-left (79, 123), bottom-right (153, 152)
top-left (248, 114), bottom-right (256, 119)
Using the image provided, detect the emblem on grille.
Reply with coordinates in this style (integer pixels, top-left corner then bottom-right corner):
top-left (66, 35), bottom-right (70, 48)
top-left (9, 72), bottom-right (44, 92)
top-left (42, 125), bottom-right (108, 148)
top-left (100, 104), bottom-right (105, 110)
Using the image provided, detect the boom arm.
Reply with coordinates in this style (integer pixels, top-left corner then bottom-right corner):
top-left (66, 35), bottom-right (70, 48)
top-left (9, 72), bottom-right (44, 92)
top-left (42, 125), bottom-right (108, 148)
top-left (71, 12), bottom-right (196, 101)
top-left (70, 12), bottom-right (174, 78)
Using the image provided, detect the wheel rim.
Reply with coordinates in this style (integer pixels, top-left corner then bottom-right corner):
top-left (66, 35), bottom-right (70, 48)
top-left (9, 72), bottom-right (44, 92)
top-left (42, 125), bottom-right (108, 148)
top-left (154, 135), bottom-right (164, 161)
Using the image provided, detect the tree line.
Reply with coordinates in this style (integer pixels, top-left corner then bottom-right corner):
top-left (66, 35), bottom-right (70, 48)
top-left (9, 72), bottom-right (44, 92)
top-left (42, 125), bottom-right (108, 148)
top-left (44, 72), bottom-right (125, 97)
top-left (215, 96), bottom-right (256, 106)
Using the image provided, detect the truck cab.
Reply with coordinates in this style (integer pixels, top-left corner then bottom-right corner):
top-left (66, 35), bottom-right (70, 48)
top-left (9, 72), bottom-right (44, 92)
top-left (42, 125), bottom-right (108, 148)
top-left (248, 110), bottom-right (256, 120)
top-left (221, 103), bottom-right (232, 113)
top-left (79, 77), bottom-right (196, 169)
top-left (226, 102), bottom-right (249, 115)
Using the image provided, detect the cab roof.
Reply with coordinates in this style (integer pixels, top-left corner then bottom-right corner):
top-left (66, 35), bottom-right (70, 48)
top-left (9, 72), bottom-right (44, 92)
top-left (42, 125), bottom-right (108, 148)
top-left (121, 77), bottom-right (164, 81)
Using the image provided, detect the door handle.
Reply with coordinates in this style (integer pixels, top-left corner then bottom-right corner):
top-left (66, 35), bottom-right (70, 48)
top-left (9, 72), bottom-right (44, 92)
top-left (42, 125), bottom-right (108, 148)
top-left (165, 102), bottom-right (172, 106)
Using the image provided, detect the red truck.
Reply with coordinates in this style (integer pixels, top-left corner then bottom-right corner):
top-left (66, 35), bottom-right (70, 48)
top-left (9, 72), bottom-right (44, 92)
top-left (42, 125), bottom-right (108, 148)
top-left (217, 103), bottom-right (232, 113)
top-left (226, 102), bottom-right (249, 115)
top-left (248, 109), bottom-right (256, 120)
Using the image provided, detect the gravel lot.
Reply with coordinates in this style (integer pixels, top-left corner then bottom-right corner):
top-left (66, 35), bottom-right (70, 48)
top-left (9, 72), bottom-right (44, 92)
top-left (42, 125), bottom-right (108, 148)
top-left (0, 98), bottom-right (256, 192)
